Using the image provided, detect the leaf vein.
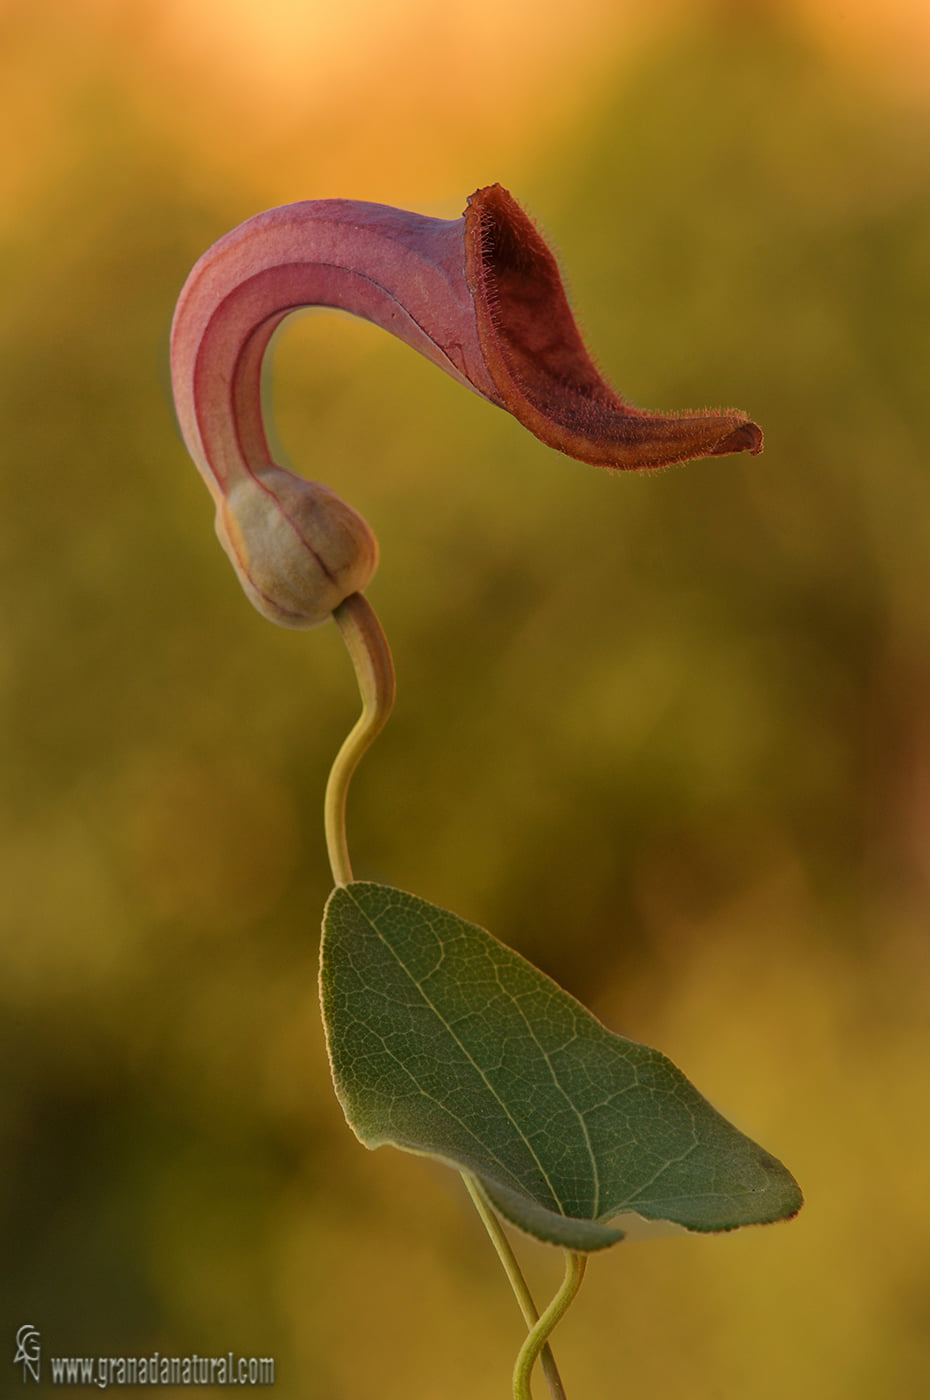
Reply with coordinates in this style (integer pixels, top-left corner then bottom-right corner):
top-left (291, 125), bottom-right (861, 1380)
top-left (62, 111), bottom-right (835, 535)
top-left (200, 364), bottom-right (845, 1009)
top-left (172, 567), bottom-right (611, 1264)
top-left (344, 887), bottom-right (566, 1213)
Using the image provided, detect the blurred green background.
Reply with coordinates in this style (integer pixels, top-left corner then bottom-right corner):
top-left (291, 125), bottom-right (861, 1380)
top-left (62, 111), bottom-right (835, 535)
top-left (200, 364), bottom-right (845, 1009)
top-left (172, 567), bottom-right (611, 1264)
top-left (2, 0), bottom-right (930, 1395)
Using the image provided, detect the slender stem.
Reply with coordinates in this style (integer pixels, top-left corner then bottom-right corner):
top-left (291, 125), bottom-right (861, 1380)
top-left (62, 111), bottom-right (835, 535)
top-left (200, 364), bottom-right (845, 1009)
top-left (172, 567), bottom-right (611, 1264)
top-left (513, 1251), bottom-right (586, 1400)
top-left (324, 592), bottom-right (396, 886)
top-left (461, 1174), bottom-right (569, 1400)
top-left (325, 601), bottom-right (582, 1397)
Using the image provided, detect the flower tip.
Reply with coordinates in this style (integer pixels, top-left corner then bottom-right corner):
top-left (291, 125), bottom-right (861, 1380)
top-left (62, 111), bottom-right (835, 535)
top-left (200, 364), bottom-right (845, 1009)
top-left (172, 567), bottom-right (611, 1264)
top-left (712, 420), bottom-right (764, 458)
top-left (462, 184), bottom-right (765, 471)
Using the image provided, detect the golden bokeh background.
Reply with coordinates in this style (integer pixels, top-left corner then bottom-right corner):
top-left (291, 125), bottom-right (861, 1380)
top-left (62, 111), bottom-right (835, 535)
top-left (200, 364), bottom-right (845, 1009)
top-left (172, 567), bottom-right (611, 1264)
top-left (2, 0), bottom-right (930, 1395)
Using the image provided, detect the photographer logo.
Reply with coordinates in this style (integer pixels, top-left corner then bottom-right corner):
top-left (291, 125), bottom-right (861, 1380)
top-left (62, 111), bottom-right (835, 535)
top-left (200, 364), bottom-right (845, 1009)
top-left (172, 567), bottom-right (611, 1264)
top-left (14, 1325), bottom-right (40, 1384)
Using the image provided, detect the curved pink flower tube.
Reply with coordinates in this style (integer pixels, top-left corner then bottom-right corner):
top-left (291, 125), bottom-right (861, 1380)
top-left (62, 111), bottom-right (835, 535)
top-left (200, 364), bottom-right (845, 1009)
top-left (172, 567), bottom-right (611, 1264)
top-left (171, 184), bottom-right (762, 627)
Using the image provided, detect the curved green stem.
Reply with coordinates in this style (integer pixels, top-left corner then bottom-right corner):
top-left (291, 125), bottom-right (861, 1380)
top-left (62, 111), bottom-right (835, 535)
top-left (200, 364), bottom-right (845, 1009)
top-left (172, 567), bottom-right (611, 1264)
top-left (513, 1250), bottom-right (586, 1400)
top-left (462, 1175), bottom-right (569, 1400)
top-left (324, 593), bottom-right (396, 886)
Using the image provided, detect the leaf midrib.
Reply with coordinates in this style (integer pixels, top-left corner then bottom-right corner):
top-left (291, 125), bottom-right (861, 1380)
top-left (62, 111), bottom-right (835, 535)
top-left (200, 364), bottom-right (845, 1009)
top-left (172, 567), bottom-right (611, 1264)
top-left (344, 885), bottom-right (568, 1213)
top-left (503, 979), bottom-right (602, 1218)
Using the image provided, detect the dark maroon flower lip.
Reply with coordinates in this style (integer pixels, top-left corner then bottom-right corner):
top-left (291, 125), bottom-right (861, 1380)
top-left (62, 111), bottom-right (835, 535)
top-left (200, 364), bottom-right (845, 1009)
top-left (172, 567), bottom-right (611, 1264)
top-left (463, 183), bottom-right (762, 469)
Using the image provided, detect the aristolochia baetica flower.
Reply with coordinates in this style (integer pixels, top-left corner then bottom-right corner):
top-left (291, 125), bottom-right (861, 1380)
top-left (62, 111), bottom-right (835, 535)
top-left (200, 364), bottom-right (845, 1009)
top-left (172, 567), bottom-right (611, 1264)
top-left (171, 185), bottom-right (762, 627)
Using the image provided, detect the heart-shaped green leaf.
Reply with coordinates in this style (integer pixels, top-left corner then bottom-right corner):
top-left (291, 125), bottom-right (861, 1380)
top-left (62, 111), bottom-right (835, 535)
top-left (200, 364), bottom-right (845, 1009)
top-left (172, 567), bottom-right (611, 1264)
top-left (320, 883), bottom-right (802, 1250)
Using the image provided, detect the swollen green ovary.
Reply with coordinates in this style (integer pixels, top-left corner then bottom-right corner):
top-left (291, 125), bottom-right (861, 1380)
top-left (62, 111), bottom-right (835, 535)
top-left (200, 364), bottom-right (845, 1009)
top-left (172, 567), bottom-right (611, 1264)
top-left (215, 467), bottom-right (378, 628)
